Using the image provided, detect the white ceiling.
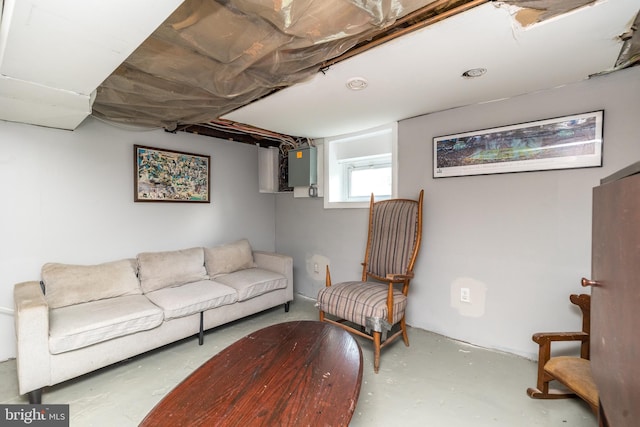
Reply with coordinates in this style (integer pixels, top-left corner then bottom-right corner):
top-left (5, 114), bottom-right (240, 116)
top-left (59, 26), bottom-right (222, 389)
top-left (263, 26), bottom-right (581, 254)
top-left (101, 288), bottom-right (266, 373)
top-left (0, 0), bottom-right (183, 129)
top-left (224, 0), bottom-right (639, 138)
top-left (0, 0), bottom-right (637, 137)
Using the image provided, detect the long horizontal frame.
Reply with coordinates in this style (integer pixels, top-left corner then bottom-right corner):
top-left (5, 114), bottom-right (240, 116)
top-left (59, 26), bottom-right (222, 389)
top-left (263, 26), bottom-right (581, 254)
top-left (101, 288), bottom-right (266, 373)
top-left (134, 145), bottom-right (210, 202)
top-left (433, 110), bottom-right (603, 178)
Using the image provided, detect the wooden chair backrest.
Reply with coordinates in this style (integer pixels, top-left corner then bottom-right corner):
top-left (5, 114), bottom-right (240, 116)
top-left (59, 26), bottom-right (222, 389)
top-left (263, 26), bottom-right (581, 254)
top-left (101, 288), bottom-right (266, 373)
top-left (570, 293), bottom-right (591, 359)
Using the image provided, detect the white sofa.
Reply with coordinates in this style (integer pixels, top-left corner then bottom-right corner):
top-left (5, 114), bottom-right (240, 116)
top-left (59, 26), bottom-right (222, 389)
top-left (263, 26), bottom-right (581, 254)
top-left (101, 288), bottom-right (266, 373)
top-left (13, 240), bottom-right (293, 403)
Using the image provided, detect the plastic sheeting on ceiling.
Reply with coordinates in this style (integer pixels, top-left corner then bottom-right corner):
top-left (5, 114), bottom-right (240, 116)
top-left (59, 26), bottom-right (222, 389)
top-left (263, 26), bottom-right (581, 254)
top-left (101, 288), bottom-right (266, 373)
top-left (91, 0), bottom-right (639, 133)
top-left (91, 0), bottom-right (469, 131)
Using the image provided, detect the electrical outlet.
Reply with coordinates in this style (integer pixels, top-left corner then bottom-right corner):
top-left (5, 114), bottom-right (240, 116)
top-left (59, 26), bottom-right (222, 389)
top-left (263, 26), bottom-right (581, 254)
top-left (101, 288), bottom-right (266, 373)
top-left (460, 287), bottom-right (471, 303)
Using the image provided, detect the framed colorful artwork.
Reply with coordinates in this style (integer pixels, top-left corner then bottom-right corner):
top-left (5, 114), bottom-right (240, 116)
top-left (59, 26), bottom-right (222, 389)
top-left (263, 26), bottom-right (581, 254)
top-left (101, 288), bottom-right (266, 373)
top-left (134, 145), bottom-right (210, 202)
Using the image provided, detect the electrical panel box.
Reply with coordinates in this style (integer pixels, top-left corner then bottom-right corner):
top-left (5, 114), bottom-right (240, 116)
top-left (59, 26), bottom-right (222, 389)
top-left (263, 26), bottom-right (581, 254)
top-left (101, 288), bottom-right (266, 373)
top-left (288, 146), bottom-right (317, 187)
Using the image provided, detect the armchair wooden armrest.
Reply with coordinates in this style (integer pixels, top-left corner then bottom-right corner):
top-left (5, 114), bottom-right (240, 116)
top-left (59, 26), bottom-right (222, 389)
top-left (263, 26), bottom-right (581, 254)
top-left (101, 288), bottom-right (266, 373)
top-left (385, 272), bottom-right (414, 282)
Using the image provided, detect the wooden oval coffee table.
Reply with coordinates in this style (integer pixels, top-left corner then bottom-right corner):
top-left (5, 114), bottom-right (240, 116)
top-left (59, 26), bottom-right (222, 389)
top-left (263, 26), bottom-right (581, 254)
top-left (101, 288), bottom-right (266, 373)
top-left (140, 320), bottom-right (363, 426)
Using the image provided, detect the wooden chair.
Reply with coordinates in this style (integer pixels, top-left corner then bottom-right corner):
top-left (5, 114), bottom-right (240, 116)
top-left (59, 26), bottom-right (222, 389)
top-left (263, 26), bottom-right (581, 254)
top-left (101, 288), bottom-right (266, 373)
top-left (317, 190), bottom-right (423, 373)
top-left (527, 293), bottom-right (599, 414)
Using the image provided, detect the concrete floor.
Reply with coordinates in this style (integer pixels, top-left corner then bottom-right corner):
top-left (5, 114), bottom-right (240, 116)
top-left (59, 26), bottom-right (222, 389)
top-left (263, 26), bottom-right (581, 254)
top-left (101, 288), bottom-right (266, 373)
top-left (1, 296), bottom-right (596, 426)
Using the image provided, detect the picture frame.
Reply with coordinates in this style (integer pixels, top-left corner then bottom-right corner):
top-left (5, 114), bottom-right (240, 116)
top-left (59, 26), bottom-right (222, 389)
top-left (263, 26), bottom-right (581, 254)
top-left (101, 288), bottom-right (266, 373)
top-left (134, 145), bottom-right (210, 202)
top-left (433, 110), bottom-right (603, 178)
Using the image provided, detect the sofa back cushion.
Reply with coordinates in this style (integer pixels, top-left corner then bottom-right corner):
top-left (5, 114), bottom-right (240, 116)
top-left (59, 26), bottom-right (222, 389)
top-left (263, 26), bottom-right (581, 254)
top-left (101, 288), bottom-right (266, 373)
top-left (42, 259), bottom-right (141, 309)
top-left (204, 239), bottom-right (256, 278)
top-left (137, 247), bottom-right (208, 293)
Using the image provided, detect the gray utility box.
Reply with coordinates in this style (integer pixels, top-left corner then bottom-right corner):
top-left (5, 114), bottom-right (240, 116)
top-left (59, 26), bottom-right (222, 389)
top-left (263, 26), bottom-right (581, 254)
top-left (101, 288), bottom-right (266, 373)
top-left (288, 146), bottom-right (317, 187)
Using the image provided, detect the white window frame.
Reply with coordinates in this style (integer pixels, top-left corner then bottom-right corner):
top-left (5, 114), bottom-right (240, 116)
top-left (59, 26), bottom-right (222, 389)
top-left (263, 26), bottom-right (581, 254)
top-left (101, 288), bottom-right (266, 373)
top-left (342, 154), bottom-right (392, 202)
top-left (323, 122), bottom-right (398, 209)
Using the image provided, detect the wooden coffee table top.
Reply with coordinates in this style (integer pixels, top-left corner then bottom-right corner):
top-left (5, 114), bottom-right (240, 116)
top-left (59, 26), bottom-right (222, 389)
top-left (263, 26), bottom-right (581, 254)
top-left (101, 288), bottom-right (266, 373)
top-left (140, 320), bottom-right (363, 426)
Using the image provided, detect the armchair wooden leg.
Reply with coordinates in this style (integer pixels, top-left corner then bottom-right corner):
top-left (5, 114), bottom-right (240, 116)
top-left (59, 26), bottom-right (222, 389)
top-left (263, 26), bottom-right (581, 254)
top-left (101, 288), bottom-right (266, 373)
top-left (373, 331), bottom-right (381, 374)
top-left (401, 317), bottom-right (409, 346)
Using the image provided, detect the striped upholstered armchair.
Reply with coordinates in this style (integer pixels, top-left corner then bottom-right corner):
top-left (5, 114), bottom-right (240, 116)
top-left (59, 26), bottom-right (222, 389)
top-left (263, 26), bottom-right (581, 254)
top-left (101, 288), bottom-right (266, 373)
top-left (317, 190), bottom-right (423, 373)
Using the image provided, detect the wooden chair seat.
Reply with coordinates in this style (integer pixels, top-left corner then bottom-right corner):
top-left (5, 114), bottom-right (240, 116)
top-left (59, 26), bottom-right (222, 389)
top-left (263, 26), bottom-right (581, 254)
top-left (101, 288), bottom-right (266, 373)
top-left (544, 356), bottom-right (599, 410)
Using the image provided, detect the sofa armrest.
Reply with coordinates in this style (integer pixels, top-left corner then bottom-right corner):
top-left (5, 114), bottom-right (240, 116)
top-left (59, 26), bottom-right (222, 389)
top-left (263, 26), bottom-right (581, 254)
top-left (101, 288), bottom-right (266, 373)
top-left (253, 251), bottom-right (293, 298)
top-left (14, 281), bottom-right (52, 395)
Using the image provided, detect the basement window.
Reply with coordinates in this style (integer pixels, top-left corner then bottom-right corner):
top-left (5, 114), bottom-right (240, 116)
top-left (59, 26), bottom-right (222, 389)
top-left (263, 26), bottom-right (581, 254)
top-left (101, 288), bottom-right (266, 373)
top-left (324, 123), bottom-right (397, 209)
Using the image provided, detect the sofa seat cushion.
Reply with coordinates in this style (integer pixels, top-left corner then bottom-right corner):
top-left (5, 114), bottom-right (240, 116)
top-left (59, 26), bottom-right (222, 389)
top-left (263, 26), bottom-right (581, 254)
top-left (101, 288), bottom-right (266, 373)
top-left (138, 247), bottom-right (208, 293)
top-left (49, 295), bottom-right (163, 354)
top-left (145, 280), bottom-right (238, 320)
top-left (213, 268), bottom-right (287, 302)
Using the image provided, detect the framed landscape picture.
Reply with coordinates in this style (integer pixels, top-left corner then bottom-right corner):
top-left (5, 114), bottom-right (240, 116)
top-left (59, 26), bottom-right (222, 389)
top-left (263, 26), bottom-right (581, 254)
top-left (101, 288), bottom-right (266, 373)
top-left (134, 145), bottom-right (210, 202)
top-left (433, 111), bottom-right (603, 178)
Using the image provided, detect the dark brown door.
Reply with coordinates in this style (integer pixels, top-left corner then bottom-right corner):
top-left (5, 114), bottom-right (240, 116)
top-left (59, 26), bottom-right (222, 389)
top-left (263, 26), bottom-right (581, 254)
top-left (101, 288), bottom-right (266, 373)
top-left (591, 171), bottom-right (640, 426)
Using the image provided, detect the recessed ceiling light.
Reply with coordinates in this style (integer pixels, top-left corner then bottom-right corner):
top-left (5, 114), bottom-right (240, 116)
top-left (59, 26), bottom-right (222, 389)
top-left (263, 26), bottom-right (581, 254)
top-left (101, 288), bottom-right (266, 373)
top-left (346, 77), bottom-right (368, 90)
top-left (462, 68), bottom-right (487, 78)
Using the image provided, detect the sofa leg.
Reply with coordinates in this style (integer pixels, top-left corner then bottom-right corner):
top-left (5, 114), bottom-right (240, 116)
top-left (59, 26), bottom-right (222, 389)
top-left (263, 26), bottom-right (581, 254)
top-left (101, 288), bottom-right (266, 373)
top-left (198, 312), bottom-right (204, 345)
top-left (28, 389), bottom-right (42, 404)
top-left (284, 302), bottom-right (290, 313)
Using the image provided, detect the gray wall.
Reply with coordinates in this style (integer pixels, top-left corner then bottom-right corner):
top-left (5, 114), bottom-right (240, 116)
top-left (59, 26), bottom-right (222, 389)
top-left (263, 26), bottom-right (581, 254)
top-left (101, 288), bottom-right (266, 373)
top-left (0, 117), bottom-right (276, 361)
top-left (276, 66), bottom-right (640, 359)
